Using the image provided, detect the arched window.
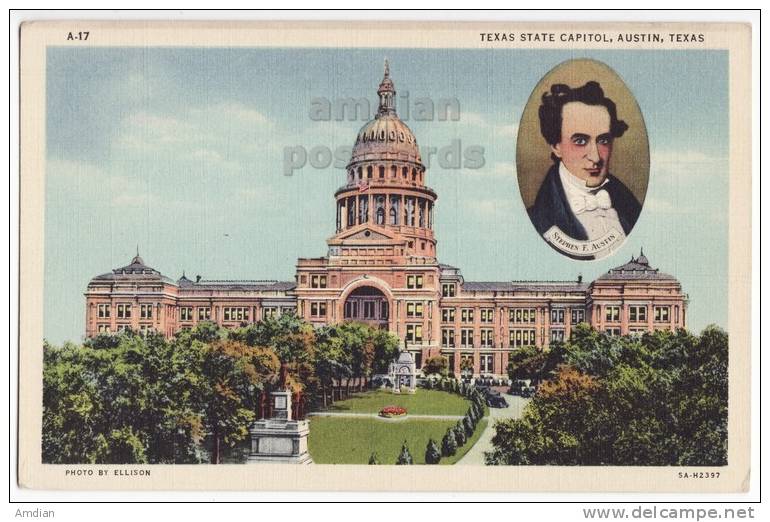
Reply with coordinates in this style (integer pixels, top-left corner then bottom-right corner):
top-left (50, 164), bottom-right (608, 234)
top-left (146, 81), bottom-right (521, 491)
top-left (389, 195), bottom-right (400, 225)
top-left (391, 165), bottom-right (397, 178)
top-left (405, 197), bottom-right (415, 226)
top-left (411, 168), bottom-right (417, 182)
top-left (367, 166), bottom-right (373, 179)
top-left (402, 166), bottom-right (408, 179)
top-left (418, 199), bottom-right (425, 227)
top-left (347, 197), bottom-right (356, 227)
top-left (375, 196), bottom-right (385, 225)
top-left (358, 195), bottom-right (369, 224)
top-left (378, 165), bottom-right (385, 178)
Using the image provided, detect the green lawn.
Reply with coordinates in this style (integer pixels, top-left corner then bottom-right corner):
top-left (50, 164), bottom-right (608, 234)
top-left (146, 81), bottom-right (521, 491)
top-left (308, 389), bottom-right (487, 464)
top-left (326, 389), bottom-right (471, 416)
top-left (308, 416), bottom-right (485, 465)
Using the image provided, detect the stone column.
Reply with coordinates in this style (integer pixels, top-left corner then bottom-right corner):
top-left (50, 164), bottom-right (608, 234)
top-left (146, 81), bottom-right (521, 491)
top-left (565, 306), bottom-right (572, 339)
top-left (648, 302), bottom-right (654, 332)
top-left (621, 302), bottom-right (629, 335)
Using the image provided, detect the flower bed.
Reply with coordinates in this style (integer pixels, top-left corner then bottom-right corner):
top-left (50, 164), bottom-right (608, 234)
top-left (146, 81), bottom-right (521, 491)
top-left (378, 406), bottom-right (407, 418)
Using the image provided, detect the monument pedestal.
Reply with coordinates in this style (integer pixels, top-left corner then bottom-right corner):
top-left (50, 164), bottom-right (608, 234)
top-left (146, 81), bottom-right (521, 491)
top-left (247, 384), bottom-right (312, 464)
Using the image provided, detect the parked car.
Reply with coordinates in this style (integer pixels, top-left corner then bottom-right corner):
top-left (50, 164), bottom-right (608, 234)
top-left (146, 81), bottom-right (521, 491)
top-left (510, 379), bottom-right (536, 398)
top-left (481, 387), bottom-right (508, 408)
top-left (487, 393), bottom-right (509, 408)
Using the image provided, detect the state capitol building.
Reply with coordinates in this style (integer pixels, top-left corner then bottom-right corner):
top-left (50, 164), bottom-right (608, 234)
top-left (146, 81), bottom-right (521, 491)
top-left (85, 63), bottom-right (687, 377)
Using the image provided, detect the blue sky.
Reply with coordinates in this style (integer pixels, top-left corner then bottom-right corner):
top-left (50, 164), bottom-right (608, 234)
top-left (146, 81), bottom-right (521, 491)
top-left (45, 48), bottom-right (729, 344)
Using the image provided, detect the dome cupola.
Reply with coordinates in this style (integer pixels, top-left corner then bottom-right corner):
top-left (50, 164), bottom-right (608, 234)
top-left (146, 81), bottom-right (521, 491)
top-left (349, 60), bottom-right (422, 167)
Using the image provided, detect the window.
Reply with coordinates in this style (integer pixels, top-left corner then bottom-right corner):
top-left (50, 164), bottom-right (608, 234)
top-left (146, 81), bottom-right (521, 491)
top-left (480, 308), bottom-right (494, 323)
top-left (344, 301), bottom-right (358, 319)
top-left (441, 283), bottom-right (456, 297)
top-left (358, 195), bottom-right (368, 224)
top-left (406, 301), bottom-right (424, 318)
top-left (550, 308), bottom-right (565, 324)
top-left (571, 308), bottom-right (585, 324)
top-left (310, 302), bottom-right (327, 318)
top-left (405, 324), bottom-right (423, 343)
top-left (223, 307), bottom-right (249, 322)
top-left (116, 324), bottom-right (130, 332)
top-left (605, 327), bottom-right (622, 336)
top-left (405, 197), bottom-right (415, 226)
top-left (441, 329), bottom-right (455, 348)
top-left (550, 329), bottom-right (565, 343)
top-left (139, 325), bottom-right (153, 335)
top-left (140, 304), bottom-right (153, 319)
top-left (262, 307), bottom-right (278, 320)
top-left (460, 328), bottom-right (474, 348)
top-left (629, 305), bottom-right (647, 322)
top-left (97, 304), bottom-right (110, 318)
top-left (654, 306), bottom-right (671, 322)
top-left (389, 195), bottom-right (400, 225)
top-left (311, 275), bottom-right (327, 288)
top-left (480, 329), bottom-right (494, 347)
top-left (441, 308), bottom-right (455, 323)
top-left (480, 354), bottom-right (493, 374)
top-left (180, 307), bottom-right (193, 321)
top-left (375, 195), bottom-right (385, 225)
top-left (509, 308), bottom-right (536, 324)
top-left (460, 308), bottom-right (474, 323)
top-left (116, 304), bottom-right (131, 319)
top-left (605, 306), bottom-right (621, 322)
top-left (363, 301), bottom-right (375, 319)
top-left (509, 329), bottom-right (536, 347)
top-left (97, 324), bottom-right (110, 333)
top-left (197, 307), bottom-right (211, 321)
top-left (347, 196), bottom-right (356, 227)
top-left (406, 275), bottom-right (423, 289)
top-left (281, 306), bottom-right (295, 316)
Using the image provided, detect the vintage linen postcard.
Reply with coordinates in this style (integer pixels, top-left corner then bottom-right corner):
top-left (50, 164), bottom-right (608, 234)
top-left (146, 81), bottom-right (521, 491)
top-left (18, 20), bottom-right (752, 492)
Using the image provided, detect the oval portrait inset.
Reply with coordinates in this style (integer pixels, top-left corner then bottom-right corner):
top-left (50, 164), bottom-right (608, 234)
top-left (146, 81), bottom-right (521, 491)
top-left (517, 59), bottom-right (649, 260)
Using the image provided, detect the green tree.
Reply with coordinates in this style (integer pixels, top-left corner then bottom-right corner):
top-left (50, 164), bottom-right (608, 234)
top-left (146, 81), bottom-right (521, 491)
top-left (463, 415), bottom-right (475, 438)
top-left (441, 428), bottom-right (458, 457)
top-left (454, 424), bottom-right (466, 446)
top-left (396, 441), bottom-right (413, 465)
top-left (422, 355), bottom-right (448, 377)
top-left (487, 326), bottom-right (729, 466)
top-left (189, 339), bottom-right (279, 463)
top-left (425, 438), bottom-right (441, 464)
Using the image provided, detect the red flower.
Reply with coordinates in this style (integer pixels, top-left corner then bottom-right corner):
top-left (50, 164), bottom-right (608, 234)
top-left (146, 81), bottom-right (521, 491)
top-left (379, 406), bottom-right (407, 417)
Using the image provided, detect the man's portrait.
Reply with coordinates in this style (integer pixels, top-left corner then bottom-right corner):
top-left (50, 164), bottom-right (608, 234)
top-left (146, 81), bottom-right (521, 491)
top-left (517, 60), bottom-right (649, 260)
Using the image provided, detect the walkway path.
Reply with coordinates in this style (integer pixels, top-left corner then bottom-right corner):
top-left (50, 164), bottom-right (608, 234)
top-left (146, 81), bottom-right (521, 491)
top-left (455, 395), bottom-right (530, 465)
top-left (307, 412), bottom-right (464, 420)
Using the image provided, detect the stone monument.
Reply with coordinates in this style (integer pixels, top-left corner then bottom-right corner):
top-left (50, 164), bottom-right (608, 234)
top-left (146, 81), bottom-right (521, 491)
top-left (247, 363), bottom-right (312, 464)
top-left (388, 351), bottom-right (417, 394)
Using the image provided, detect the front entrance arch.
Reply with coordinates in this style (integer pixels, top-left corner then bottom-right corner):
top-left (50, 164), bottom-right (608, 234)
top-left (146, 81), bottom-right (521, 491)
top-left (342, 286), bottom-right (390, 328)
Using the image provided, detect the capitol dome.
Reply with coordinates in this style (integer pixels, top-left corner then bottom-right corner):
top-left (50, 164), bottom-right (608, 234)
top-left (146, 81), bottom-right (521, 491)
top-left (349, 60), bottom-right (422, 165)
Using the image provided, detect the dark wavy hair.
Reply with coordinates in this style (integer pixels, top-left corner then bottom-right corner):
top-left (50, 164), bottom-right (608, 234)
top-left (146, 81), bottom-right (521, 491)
top-left (539, 81), bottom-right (628, 162)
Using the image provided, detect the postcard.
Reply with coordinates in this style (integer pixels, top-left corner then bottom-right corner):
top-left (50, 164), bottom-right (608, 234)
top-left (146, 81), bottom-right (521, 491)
top-left (17, 20), bottom-right (752, 492)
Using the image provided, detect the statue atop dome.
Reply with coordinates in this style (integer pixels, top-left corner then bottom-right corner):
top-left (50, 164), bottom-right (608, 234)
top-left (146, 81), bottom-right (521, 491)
top-left (377, 58), bottom-right (396, 116)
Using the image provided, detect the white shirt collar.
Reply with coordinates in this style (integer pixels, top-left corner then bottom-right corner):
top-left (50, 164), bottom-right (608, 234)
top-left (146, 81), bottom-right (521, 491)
top-left (558, 161), bottom-right (609, 198)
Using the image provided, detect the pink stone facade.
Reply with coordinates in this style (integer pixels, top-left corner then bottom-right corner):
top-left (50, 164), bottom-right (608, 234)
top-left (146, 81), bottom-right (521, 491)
top-left (85, 63), bottom-right (687, 376)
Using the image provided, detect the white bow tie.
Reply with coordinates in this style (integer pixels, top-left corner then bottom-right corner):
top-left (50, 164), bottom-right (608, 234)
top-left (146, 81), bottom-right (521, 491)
top-left (570, 189), bottom-right (612, 215)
